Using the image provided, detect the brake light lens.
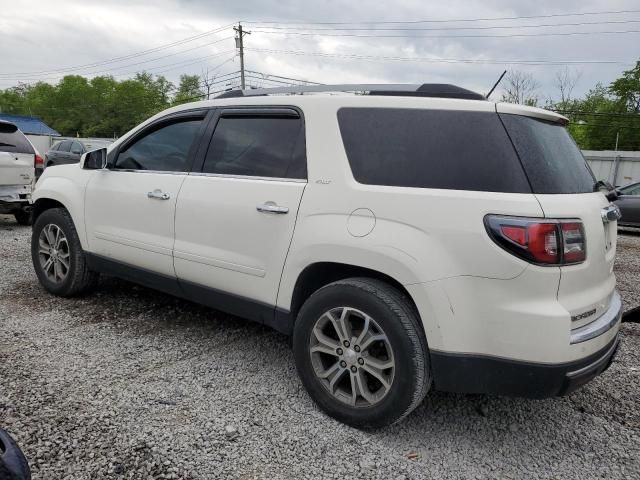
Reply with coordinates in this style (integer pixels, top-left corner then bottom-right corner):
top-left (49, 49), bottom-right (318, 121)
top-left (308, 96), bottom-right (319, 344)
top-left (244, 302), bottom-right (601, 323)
top-left (485, 215), bottom-right (585, 265)
top-left (34, 154), bottom-right (44, 168)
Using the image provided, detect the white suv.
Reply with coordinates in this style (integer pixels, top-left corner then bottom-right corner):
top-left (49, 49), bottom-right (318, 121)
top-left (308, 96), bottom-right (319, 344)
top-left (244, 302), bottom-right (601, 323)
top-left (30, 84), bottom-right (623, 428)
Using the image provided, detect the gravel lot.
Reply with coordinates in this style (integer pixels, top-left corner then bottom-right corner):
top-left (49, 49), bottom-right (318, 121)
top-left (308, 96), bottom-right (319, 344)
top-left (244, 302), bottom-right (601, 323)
top-left (1, 215), bottom-right (639, 480)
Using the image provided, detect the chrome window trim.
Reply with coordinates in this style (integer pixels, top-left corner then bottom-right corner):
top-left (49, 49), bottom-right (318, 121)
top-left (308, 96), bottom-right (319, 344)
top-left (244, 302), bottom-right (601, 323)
top-left (569, 290), bottom-right (622, 345)
top-left (188, 172), bottom-right (307, 183)
top-left (107, 169), bottom-right (187, 175)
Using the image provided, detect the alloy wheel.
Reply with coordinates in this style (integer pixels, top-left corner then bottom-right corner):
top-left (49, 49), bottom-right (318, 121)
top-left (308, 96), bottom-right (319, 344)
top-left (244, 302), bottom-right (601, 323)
top-left (38, 224), bottom-right (70, 283)
top-left (309, 306), bottom-right (395, 407)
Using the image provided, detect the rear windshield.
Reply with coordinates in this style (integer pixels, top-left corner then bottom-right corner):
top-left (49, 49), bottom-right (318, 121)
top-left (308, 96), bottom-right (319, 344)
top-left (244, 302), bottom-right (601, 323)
top-left (499, 114), bottom-right (594, 194)
top-left (337, 108), bottom-right (531, 193)
top-left (0, 124), bottom-right (35, 154)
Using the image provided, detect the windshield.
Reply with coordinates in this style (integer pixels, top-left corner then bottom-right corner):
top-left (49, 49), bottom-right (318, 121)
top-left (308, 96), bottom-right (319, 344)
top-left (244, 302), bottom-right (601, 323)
top-left (500, 114), bottom-right (594, 194)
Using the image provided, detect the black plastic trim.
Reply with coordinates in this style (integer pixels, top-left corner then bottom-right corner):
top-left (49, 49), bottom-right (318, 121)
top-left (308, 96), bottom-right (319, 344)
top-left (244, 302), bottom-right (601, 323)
top-left (430, 335), bottom-right (620, 398)
top-left (85, 253), bottom-right (293, 335)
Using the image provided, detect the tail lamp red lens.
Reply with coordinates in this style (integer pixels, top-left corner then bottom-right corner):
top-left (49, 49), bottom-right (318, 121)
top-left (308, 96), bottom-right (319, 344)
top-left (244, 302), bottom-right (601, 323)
top-left (486, 215), bottom-right (585, 266)
top-left (34, 154), bottom-right (44, 167)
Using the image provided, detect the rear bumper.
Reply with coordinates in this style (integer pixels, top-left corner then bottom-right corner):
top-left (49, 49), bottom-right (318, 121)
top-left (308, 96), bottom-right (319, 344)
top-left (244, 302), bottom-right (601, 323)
top-left (431, 334), bottom-right (620, 398)
top-left (429, 288), bottom-right (623, 398)
top-left (0, 184), bottom-right (32, 204)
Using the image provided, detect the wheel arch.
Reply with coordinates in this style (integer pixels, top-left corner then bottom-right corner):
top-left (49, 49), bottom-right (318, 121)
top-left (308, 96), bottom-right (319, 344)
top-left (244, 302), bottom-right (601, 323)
top-left (277, 261), bottom-right (422, 336)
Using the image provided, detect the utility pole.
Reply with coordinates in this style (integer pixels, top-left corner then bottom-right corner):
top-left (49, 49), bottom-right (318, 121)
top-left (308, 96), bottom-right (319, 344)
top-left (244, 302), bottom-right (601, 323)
top-left (234, 23), bottom-right (250, 90)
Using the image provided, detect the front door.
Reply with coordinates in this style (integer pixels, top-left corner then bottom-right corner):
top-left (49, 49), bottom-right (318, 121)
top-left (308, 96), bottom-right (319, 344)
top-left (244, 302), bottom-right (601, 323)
top-left (85, 112), bottom-right (207, 277)
top-left (174, 108), bottom-right (307, 319)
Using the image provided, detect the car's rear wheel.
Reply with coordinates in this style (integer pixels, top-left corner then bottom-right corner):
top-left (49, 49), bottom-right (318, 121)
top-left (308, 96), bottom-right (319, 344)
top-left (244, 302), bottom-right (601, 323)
top-left (31, 207), bottom-right (98, 296)
top-left (293, 277), bottom-right (430, 428)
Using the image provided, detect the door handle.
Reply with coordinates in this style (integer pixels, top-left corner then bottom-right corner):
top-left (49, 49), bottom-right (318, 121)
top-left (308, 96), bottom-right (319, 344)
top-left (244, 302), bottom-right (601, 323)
top-left (257, 202), bottom-right (289, 214)
top-left (147, 189), bottom-right (170, 200)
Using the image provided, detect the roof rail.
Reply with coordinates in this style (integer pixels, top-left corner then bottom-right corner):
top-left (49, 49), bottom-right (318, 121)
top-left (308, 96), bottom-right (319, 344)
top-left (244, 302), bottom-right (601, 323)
top-left (215, 84), bottom-right (485, 100)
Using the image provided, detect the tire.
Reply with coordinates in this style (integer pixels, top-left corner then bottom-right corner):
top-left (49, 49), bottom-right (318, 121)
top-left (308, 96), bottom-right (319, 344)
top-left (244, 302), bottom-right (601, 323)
top-left (31, 207), bottom-right (98, 297)
top-left (293, 277), bottom-right (430, 428)
top-left (13, 209), bottom-right (32, 226)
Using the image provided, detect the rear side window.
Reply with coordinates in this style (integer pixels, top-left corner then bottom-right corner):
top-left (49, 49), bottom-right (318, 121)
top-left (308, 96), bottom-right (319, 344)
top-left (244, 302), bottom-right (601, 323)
top-left (202, 115), bottom-right (306, 179)
top-left (0, 124), bottom-right (35, 154)
top-left (115, 119), bottom-right (202, 172)
top-left (500, 114), bottom-right (594, 194)
top-left (338, 108), bottom-right (530, 193)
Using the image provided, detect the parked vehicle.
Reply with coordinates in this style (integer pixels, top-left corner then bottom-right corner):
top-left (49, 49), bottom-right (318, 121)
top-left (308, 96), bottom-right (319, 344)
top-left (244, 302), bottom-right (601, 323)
top-left (44, 140), bottom-right (86, 168)
top-left (0, 120), bottom-right (43, 225)
top-left (615, 182), bottom-right (640, 227)
top-left (30, 84), bottom-right (622, 428)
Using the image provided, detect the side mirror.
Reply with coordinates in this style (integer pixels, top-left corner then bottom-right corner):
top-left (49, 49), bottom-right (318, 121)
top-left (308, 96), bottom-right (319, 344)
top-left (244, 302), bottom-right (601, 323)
top-left (82, 148), bottom-right (108, 170)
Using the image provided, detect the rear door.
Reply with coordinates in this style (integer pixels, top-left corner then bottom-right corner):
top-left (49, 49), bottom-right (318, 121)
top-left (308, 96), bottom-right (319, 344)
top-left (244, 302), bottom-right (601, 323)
top-left (174, 107), bottom-right (307, 317)
top-left (0, 122), bottom-right (35, 187)
top-left (499, 112), bottom-right (616, 324)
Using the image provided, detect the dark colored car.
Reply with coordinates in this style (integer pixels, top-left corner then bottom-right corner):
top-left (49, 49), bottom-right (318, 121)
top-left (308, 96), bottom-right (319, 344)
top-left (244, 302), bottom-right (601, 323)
top-left (44, 140), bottom-right (86, 168)
top-left (615, 182), bottom-right (640, 227)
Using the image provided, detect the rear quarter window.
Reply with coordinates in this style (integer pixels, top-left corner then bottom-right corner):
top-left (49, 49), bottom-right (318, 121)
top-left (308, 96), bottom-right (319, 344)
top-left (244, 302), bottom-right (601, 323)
top-left (499, 114), bottom-right (594, 194)
top-left (337, 108), bottom-right (531, 193)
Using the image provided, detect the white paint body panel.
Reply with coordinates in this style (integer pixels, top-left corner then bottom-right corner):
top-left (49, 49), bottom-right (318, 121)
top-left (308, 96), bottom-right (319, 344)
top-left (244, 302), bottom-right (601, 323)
top-left (174, 175), bottom-right (305, 305)
top-left (84, 170), bottom-right (186, 276)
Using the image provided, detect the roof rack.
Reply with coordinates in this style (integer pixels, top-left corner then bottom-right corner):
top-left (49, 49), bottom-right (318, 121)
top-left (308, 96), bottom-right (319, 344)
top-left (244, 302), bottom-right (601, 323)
top-left (215, 84), bottom-right (485, 101)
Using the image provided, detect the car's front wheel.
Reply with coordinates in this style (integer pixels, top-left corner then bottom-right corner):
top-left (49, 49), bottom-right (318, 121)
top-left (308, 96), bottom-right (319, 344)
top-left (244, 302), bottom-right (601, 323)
top-left (293, 277), bottom-right (430, 428)
top-left (31, 207), bottom-right (98, 296)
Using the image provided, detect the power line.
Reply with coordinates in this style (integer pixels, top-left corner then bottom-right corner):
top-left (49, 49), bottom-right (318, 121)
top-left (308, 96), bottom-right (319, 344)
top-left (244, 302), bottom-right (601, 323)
top-left (247, 19), bottom-right (640, 32)
top-left (0, 23), bottom-right (235, 78)
top-left (250, 28), bottom-right (640, 39)
top-left (245, 48), bottom-right (630, 66)
top-left (242, 9), bottom-right (640, 25)
top-left (6, 38), bottom-right (235, 82)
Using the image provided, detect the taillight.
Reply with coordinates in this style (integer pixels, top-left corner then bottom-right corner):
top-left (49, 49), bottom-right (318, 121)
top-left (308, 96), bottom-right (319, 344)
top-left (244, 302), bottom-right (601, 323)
top-left (485, 215), bottom-right (586, 266)
top-left (34, 154), bottom-right (44, 168)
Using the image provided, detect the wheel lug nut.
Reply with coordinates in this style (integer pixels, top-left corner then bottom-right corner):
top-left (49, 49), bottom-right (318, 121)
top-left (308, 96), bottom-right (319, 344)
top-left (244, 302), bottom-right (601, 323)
top-left (340, 361), bottom-right (347, 368)
top-left (354, 345), bottom-right (361, 352)
top-left (358, 358), bottom-right (364, 365)
top-left (350, 366), bottom-right (357, 373)
top-left (336, 348), bottom-right (343, 355)
top-left (343, 340), bottom-right (350, 348)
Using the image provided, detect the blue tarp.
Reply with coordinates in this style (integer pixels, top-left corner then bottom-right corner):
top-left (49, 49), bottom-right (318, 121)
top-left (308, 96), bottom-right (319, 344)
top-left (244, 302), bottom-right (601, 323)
top-left (0, 113), bottom-right (60, 136)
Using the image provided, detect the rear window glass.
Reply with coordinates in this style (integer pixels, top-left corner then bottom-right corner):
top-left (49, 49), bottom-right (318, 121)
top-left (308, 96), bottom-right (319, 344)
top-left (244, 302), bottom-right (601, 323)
top-left (499, 114), bottom-right (594, 194)
top-left (337, 108), bottom-right (531, 193)
top-left (0, 125), bottom-right (35, 154)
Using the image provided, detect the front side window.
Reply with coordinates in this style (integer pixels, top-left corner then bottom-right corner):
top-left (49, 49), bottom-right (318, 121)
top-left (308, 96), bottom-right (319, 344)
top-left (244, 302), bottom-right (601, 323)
top-left (202, 115), bottom-right (306, 179)
top-left (71, 141), bottom-right (83, 154)
top-left (115, 119), bottom-right (202, 172)
top-left (620, 183), bottom-right (640, 195)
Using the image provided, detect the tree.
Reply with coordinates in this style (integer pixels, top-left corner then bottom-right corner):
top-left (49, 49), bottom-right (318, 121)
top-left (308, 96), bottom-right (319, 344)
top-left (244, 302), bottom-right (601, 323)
top-left (172, 74), bottom-right (203, 105)
top-left (500, 71), bottom-right (540, 106)
top-left (554, 67), bottom-right (582, 105)
top-left (609, 61), bottom-right (640, 113)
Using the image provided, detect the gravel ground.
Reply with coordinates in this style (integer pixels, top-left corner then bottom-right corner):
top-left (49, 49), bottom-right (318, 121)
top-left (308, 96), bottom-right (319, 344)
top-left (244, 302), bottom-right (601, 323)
top-left (1, 215), bottom-right (639, 480)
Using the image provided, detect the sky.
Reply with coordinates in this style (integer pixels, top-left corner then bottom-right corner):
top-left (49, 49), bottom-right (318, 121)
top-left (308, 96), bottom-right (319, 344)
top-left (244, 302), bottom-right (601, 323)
top-left (1, 0), bottom-right (639, 101)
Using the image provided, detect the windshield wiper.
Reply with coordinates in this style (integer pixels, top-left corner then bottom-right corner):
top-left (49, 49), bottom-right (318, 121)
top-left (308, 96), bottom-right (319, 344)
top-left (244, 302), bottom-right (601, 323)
top-left (0, 142), bottom-right (16, 147)
top-left (593, 180), bottom-right (618, 201)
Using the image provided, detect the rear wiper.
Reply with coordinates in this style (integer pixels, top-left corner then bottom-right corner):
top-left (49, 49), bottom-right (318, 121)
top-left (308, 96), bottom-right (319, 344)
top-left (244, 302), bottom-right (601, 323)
top-left (0, 142), bottom-right (16, 147)
top-left (593, 180), bottom-right (618, 201)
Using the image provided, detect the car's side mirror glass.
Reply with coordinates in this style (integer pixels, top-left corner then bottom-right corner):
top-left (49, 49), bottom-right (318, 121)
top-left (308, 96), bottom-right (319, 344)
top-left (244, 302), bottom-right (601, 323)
top-left (82, 148), bottom-right (108, 170)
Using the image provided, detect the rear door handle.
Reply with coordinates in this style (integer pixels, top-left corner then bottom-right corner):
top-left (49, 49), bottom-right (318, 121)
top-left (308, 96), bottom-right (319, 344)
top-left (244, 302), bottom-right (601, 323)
top-left (147, 189), bottom-right (170, 200)
top-left (257, 202), bottom-right (289, 214)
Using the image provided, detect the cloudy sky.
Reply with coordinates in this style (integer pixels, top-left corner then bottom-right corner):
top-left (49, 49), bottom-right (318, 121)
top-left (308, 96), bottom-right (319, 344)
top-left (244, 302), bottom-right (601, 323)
top-left (1, 0), bottom-right (639, 101)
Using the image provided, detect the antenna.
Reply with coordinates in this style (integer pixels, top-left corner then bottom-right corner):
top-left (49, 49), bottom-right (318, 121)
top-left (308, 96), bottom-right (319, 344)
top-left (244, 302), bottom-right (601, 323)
top-left (486, 70), bottom-right (507, 99)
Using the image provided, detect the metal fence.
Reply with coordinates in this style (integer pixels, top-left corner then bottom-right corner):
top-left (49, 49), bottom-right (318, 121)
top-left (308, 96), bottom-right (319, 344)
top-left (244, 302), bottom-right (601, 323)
top-left (583, 151), bottom-right (640, 187)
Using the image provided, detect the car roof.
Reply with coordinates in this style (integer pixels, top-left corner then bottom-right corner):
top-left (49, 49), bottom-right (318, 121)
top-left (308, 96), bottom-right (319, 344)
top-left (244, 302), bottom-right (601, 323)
top-left (159, 84), bottom-right (568, 124)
